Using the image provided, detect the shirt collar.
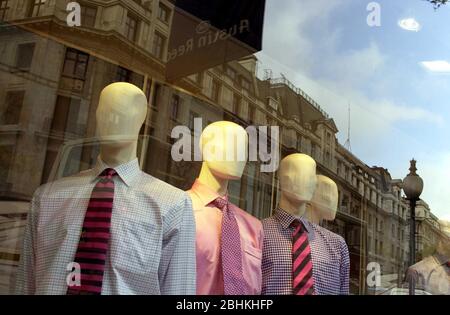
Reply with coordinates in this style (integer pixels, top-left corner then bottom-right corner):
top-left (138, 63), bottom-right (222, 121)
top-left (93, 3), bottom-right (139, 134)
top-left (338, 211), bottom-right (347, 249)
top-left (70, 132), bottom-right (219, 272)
top-left (92, 157), bottom-right (140, 187)
top-left (190, 179), bottom-right (228, 206)
top-left (434, 253), bottom-right (450, 266)
top-left (274, 206), bottom-right (312, 234)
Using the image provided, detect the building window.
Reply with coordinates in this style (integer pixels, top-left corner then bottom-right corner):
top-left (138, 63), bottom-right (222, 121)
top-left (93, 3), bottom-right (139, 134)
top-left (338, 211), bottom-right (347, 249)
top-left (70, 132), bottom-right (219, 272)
top-left (62, 48), bottom-right (89, 80)
top-left (326, 132), bottom-right (332, 144)
top-left (50, 95), bottom-right (84, 136)
top-left (152, 83), bottom-right (161, 109)
top-left (125, 13), bottom-right (138, 42)
top-left (152, 32), bottom-right (166, 60)
top-left (297, 136), bottom-right (302, 151)
top-left (158, 3), bottom-right (170, 23)
top-left (170, 94), bottom-right (180, 120)
top-left (28, 0), bottom-right (46, 17)
top-left (232, 94), bottom-right (241, 115)
top-left (0, 0), bottom-right (9, 21)
top-left (1, 91), bottom-right (25, 125)
top-left (211, 80), bottom-right (220, 102)
top-left (325, 150), bottom-right (330, 165)
top-left (0, 145), bottom-right (13, 182)
top-left (80, 4), bottom-right (97, 28)
top-left (241, 77), bottom-right (251, 91)
top-left (311, 144), bottom-right (317, 159)
top-left (226, 67), bottom-right (237, 81)
top-left (116, 66), bottom-right (132, 82)
top-left (248, 105), bottom-right (255, 124)
top-left (189, 111), bottom-right (199, 131)
top-left (16, 43), bottom-right (35, 71)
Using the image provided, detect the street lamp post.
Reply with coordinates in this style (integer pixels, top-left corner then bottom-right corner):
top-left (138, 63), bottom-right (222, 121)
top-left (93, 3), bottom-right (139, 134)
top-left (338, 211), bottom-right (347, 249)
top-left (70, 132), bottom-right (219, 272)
top-left (402, 159), bottom-right (423, 296)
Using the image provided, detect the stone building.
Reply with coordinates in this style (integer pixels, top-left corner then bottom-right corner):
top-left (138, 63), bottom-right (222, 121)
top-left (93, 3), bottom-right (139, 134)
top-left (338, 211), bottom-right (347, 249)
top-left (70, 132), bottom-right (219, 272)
top-left (0, 0), bottom-right (446, 294)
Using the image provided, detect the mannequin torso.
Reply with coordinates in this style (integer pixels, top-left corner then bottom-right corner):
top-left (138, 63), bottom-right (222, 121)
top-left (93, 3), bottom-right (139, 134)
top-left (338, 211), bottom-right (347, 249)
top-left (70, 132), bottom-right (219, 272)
top-left (188, 121), bottom-right (263, 295)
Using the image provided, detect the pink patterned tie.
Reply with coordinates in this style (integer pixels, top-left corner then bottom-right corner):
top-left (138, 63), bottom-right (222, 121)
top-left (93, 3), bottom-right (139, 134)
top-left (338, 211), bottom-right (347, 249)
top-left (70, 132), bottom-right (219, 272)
top-left (291, 219), bottom-right (315, 295)
top-left (211, 197), bottom-right (247, 295)
top-left (67, 168), bottom-right (116, 295)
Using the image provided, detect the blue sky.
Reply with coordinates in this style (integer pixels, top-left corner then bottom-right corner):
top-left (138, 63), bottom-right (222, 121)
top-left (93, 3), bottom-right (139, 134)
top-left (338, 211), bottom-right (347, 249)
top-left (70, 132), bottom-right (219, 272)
top-left (256, 0), bottom-right (450, 220)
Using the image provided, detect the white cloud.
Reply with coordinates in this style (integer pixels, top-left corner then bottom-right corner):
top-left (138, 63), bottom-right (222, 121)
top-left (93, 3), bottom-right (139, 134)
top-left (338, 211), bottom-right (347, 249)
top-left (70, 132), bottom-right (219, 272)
top-left (420, 60), bottom-right (450, 73)
top-left (398, 18), bottom-right (421, 32)
top-left (257, 0), bottom-right (448, 219)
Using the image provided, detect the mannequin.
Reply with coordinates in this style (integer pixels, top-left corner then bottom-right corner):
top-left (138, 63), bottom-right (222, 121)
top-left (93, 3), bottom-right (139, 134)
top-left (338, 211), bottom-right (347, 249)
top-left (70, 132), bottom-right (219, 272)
top-left (306, 175), bottom-right (339, 224)
top-left (261, 153), bottom-right (350, 295)
top-left (188, 121), bottom-right (263, 295)
top-left (197, 120), bottom-right (247, 195)
top-left (278, 153), bottom-right (317, 217)
top-left (406, 220), bottom-right (450, 295)
top-left (96, 82), bottom-right (147, 167)
top-left (15, 82), bottom-right (196, 295)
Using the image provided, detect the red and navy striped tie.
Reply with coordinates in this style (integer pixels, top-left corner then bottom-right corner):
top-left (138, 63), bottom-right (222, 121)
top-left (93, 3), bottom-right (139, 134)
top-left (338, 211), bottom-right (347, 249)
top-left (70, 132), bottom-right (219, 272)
top-left (67, 168), bottom-right (116, 295)
top-left (291, 219), bottom-right (315, 295)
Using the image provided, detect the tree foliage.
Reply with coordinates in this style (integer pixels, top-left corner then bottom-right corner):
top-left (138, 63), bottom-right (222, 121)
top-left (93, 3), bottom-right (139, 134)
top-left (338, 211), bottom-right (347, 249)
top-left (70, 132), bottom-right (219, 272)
top-left (425, 0), bottom-right (449, 9)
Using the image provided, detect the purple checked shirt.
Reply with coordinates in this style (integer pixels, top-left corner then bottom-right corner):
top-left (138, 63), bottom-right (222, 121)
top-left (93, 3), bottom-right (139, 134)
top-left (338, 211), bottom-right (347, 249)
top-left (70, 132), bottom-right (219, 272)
top-left (262, 208), bottom-right (350, 295)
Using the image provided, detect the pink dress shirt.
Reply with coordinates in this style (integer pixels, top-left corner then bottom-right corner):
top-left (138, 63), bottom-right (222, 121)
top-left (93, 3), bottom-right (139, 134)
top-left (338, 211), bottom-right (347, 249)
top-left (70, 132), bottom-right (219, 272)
top-left (187, 179), bottom-right (263, 295)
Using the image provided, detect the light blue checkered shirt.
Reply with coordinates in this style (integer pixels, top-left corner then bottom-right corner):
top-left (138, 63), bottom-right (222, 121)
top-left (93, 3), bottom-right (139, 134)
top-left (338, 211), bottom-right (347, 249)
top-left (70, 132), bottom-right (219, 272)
top-left (15, 158), bottom-right (196, 295)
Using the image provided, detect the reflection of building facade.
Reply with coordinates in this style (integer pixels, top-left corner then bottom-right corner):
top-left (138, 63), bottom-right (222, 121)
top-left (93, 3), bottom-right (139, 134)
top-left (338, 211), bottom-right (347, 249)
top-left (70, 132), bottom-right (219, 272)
top-left (0, 0), bottom-right (446, 294)
top-left (415, 201), bottom-right (449, 261)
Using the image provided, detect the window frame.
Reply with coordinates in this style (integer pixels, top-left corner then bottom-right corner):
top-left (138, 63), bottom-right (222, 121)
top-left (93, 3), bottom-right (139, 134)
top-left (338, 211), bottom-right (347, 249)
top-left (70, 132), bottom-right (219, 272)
top-left (157, 3), bottom-right (171, 23)
top-left (0, 0), bottom-right (10, 21)
top-left (80, 3), bottom-right (97, 28)
top-left (61, 48), bottom-right (90, 81)
top-left (28, 0), bottom-right (46, 18)
top-left (1, 90), bottom-right (25, 125)
top-left (15, 42), bottom-right (36, 71)
top-left (125, 13), bottom-right (138, 42)
top-left (152, 31), bottom-right (166, 60)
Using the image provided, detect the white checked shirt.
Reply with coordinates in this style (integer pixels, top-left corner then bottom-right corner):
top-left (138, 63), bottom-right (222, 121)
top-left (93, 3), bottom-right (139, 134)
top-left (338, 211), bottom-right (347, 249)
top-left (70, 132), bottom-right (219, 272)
top-left (15, 158), bottom-right (196, 295)
top-left (262, 208), bottom-right (350, 295)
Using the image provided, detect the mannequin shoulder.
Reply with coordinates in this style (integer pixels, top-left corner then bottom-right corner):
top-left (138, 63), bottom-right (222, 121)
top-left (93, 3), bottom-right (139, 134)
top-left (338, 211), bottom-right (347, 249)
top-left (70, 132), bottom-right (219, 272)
top-left (136, 172), bottom-right (191, 205)
top-left (311, 223), bottom-right (347, 245)
top-left (234, 206), bottom-right (262, 228)
top-left (261, 216), bottom-right (277, 228)
top-left (32, 170), bottom-right (93, 199)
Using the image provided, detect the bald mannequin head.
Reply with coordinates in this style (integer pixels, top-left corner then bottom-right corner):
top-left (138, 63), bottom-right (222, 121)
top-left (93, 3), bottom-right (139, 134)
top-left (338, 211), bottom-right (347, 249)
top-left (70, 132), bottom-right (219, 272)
top-left (310, 175), bottom-right (339, 221)
top-left (199, 121), bottom-right (248, 180)
top-left (95, 82), bottom-right (148, 166)
top-left (279, 153), bottom-right (317, 204)
top-left (96, 82), bottom-right (147, 143)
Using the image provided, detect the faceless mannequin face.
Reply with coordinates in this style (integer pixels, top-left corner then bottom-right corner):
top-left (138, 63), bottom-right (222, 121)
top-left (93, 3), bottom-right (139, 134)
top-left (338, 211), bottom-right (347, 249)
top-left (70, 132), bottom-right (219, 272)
top-left (200, 121), bottom-right (248, 180)
top-left (311, 175), bottom-right (339, 221)
top-left (96, 82), bottom-right (147, 147)
top-left (279, 153), bottom-right (317, 204)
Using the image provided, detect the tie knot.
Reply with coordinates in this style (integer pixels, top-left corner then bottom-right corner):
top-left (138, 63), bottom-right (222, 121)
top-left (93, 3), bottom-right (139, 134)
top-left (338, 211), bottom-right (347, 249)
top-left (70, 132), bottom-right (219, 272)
top-left (290, 219), bottom-right (305, 232)
top-left (100, 168), bottom-right (117, 180)
top-left (211, 197), bottom-right (228, 211)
